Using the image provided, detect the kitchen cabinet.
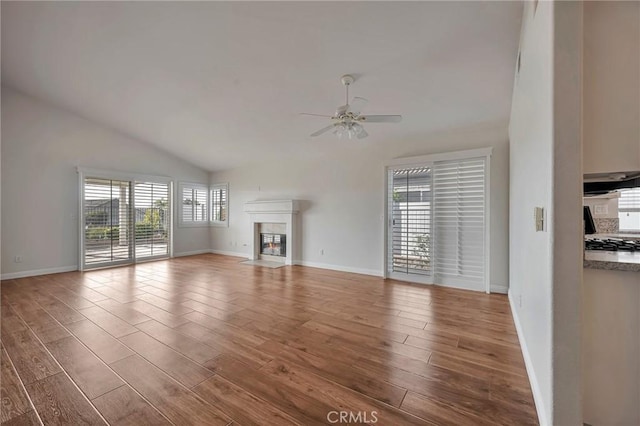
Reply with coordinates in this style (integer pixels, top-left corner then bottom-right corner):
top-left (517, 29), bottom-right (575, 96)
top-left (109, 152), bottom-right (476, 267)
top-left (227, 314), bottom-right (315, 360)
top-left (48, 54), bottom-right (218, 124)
top-left (583, 1), bottom-right (640, 174)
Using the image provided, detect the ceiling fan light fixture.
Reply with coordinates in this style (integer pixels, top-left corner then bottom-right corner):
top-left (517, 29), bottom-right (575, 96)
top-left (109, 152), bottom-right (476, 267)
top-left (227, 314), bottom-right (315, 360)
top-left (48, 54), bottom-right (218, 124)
top-left (336, 122), bottom-right (362, 140)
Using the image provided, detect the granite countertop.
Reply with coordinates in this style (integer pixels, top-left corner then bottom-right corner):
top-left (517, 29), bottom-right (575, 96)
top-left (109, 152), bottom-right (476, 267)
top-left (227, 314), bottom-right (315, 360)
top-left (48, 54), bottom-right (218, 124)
top-left (584, 233), bottom-right (640, 272)
top-left (584, 250), bottom-right (640, 272)
top-left (585, 233), bottom-right (640, 241)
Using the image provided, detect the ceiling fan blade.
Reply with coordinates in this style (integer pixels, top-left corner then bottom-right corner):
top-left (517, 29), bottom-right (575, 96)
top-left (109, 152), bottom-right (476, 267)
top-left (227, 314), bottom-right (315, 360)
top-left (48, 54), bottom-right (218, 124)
top-left (310, 124), bottom-right (336, 137)
top-left (349, 97), bottom-right (368, 115)
top-left (357, 127), bottom-right (369, 139)
top-left (300, 113), bottom-right (333, 118)
top-left (335, 104), bottom-right (348, 116)
top-left (361, 115), bottom-right (402, 123)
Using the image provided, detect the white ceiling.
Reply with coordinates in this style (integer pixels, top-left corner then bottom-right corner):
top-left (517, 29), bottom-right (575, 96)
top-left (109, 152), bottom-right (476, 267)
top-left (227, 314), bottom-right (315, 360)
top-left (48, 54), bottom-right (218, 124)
top-left (2, 1), bottom-right (523, 172)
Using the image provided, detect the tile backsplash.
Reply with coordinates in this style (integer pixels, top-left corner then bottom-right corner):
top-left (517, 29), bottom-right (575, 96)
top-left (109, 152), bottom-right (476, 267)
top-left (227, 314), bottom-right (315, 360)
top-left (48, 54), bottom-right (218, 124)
top-left (594, 218), bottom-right (619, 234)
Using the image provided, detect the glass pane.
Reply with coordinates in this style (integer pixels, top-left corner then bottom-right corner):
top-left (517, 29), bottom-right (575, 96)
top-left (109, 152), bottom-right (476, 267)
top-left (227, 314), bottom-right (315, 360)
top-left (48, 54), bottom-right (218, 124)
top-left (135, 182), bottom-right (170, 259)
top-left (84, 178), bottom-right (132, 267)
top-left (390, 167), bottom-right (432, 276)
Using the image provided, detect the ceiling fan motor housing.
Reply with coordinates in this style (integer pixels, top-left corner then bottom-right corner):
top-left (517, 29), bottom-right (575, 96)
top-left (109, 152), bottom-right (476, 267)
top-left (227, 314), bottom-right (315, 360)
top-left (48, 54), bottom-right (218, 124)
top-left (341, 75), bottom-right (354, 86)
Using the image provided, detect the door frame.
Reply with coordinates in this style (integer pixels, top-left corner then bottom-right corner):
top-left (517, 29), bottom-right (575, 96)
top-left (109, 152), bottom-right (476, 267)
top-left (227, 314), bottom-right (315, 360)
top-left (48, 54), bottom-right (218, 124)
top-left (383, 148), bottom-right (492, 293)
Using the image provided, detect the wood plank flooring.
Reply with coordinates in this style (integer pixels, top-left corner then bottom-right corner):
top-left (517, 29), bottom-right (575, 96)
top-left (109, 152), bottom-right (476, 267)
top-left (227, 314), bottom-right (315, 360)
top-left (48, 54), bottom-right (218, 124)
top-left (0, 254), bottom-right (538, 425)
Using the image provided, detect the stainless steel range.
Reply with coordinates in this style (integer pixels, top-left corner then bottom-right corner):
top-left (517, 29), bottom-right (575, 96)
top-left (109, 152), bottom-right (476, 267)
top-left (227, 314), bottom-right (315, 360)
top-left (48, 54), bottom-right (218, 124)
top-left (585, 238), bottom-right (640, 252)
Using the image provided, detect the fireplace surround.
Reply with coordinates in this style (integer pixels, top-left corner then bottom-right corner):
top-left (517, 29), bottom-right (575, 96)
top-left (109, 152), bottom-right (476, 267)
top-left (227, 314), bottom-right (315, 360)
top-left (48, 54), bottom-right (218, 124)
top-left (244, 200), bottom-right (299, 265)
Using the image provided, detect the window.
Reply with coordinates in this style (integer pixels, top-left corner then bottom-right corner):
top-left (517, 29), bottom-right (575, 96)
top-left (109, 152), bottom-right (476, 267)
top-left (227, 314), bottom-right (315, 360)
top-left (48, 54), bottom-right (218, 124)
top-left (619, 187), bottom-right (640, 232)
top-left (179, 182), bottom-right (209, 226)
top-left (210, 183), bottom-right (229, 226)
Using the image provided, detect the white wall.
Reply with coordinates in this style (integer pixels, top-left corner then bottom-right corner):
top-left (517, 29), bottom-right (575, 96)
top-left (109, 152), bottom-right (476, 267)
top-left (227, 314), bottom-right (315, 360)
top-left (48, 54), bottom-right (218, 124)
top-left (1, 87), bottom-right (210, 277)
top-left (583, 1), bottom-right (640, 174)
top-left (209, 120), bottom-right (510, 292)
top-left (509, 2), bottom-right (583, 425)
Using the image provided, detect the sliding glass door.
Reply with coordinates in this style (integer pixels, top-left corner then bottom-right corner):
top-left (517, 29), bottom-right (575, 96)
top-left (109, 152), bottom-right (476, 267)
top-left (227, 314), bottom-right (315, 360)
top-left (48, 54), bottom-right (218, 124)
top-left (81, 173), bottom-right (171, 270)
top-left (386, 155), bottom-right (489, 292)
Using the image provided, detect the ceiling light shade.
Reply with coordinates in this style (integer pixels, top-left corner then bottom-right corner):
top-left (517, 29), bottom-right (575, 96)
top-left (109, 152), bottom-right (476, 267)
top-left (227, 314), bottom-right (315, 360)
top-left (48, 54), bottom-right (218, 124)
top-left (337, 123), bottom-right (360, 139)
top-left (335, 123), bottom-right (347, 138)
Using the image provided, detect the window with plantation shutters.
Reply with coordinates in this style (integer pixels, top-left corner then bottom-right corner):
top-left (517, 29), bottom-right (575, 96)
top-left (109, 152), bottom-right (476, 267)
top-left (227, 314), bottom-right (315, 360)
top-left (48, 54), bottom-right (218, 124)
top-left (619, 187), bottom-right (640, 231)
top-left (432, 158), bottom-right (486, 291)
top-left (180, 182), bottom-right (209, 225)
top-left (386, 149), bottom-right (490, 292)
top-left (210, 183), bottom-right (229, 226)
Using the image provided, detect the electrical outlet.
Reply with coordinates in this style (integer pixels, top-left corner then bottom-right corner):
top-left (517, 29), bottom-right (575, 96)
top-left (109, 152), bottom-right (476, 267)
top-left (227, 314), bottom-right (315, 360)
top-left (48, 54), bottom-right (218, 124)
top-left (518, 294), bottom-right (522, 308)
top-left (320, 249), bottom-right (324, 256)
top-left (594, 205), bottom-right (608, 215)
top-left (14, 256), bottom-right (23, 263)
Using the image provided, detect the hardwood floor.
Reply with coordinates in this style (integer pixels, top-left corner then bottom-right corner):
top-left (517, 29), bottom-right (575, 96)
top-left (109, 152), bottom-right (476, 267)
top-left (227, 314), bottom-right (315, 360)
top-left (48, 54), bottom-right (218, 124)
top-left (0, 254), bottom-right (538, 425)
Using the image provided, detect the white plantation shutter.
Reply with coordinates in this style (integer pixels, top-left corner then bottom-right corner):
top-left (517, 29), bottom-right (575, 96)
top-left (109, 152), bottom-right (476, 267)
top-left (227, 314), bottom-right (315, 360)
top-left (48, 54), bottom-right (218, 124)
top-left (432, 157), bottom-right (487, 290)
top-left (210, 183), bottom-right (229, 226)
top-left (180, 183), bottom-right (209, 224)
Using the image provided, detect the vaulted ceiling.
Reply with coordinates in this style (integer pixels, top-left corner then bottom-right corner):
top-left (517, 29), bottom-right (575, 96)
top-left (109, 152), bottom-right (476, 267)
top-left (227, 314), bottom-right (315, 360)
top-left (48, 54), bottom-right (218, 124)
top-left (2, 1), bottom-right (522, 171)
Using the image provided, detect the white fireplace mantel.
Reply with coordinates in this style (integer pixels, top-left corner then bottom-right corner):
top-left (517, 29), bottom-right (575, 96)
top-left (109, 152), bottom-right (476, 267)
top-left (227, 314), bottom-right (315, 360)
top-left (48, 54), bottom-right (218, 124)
top-left (244, 200), bottom-right (299, 215)
top-left (244, 200), bottom-right (299, 265)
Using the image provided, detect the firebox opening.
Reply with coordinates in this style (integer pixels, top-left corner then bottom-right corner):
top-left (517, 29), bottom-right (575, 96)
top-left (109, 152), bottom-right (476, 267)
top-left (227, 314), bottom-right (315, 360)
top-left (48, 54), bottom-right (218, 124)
top-left (260, 233), bottom-right (286, 257)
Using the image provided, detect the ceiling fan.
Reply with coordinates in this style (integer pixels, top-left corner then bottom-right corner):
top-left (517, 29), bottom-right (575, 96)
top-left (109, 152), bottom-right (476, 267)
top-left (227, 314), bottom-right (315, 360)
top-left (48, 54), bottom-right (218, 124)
top-left (301, 75), bottom-right (402, 140)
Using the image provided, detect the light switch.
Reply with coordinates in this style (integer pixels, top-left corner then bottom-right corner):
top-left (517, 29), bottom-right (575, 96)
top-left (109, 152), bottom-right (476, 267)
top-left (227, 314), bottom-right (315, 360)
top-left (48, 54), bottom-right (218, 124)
top-left (534, 207), bottom-right (544, 232)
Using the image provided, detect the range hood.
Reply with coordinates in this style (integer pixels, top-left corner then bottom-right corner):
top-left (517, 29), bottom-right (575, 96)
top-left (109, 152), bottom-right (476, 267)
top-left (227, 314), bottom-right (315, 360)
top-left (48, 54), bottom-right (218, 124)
top-left (584, 171), bottom-right (640, 195)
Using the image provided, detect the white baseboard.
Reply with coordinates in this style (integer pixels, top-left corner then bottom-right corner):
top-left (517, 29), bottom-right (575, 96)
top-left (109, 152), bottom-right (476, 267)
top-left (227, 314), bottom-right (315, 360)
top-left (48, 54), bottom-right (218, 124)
top-left (294, 260), bottom-right (383, 277)
top-left (209, 249), bottom-right (248, 258)
top-left (1, 265), bottom-right (78, 280)
top-left (172, 249), bottom-right (212, 258)
top-left (508, 289), bottom-right (548, 426)
top-left (491, 284), bottom-right (509, 294)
